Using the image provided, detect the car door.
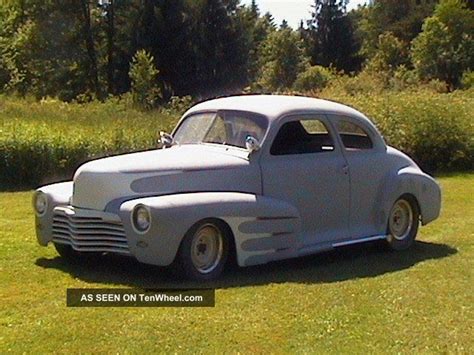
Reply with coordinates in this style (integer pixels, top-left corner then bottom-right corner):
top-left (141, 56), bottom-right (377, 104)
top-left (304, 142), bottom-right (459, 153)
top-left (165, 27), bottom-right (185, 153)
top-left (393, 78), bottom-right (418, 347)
top-left (329, 115), bottom-right (390, 239)
top-left (260, 114), bottom-right (350, 246)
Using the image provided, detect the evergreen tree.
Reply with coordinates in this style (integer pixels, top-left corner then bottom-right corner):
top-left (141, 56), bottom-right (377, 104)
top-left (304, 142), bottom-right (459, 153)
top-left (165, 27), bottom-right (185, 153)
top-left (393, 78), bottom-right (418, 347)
top-left (129, 49), bottom-right (161, 108)
top-left (133, 0), bottom-right (198, 97)
top-left (194, 0), bottom-right (248, 97)
top-left (280, 19), bottom-right (289, 29)
top-left (307, 0), bottom-right (360, 72)
top-left (240, 4), bottom-right (276, 85)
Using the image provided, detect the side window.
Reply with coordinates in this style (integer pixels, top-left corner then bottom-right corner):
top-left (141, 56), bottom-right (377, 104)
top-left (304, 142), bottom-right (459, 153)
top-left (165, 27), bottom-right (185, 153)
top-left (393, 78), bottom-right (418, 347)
top-left (270, 118), bottom-right (335, 155)
top-left (336, 119), bottom-right (373, 150)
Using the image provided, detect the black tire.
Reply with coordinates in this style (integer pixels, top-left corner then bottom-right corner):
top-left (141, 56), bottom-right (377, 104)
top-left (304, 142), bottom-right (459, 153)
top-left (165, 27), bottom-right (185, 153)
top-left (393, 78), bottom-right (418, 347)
top-left (54, 243), bottom-right (98, 263)
top-left (174, 219), bottom-right (230, 281)
top-left (54, 243), bottom-right (82, 261)
top-left (386, 194), bottom-right (420, 251)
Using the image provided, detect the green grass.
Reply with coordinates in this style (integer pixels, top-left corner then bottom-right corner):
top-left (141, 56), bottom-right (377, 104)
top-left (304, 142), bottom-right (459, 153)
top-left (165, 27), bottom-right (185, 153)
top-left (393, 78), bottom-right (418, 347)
top-left (0, 174), bottom-right (473, 353)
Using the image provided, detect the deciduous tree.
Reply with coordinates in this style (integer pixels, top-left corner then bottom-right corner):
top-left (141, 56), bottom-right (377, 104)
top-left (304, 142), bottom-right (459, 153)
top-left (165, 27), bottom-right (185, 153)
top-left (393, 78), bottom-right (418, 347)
top-left (411, 0), bottom-right (474, 88)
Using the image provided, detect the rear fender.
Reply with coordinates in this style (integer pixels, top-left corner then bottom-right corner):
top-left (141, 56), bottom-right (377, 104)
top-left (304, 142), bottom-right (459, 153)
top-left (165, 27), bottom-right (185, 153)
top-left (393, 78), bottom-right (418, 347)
top-left (377, 167), bottom-right (441, 229)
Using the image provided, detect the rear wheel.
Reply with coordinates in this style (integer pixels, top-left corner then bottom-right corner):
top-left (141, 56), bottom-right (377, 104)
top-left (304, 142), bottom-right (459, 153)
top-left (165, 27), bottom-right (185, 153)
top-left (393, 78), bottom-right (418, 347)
top-left (386, 195), bottom-right (420, 251)
top-left (175, 219), bottom-right (230, 280)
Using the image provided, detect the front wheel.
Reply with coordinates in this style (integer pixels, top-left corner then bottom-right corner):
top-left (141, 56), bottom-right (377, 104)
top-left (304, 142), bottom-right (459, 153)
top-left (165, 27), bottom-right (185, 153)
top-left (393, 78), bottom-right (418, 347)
top-left (54, 243), bottom-right (83, 261)
top-left (54, 243), bottom-right (98, 263)
top-left (175, 219), bottom-right (230, 280)
top-left (386, 195), bottom-right (420, 251)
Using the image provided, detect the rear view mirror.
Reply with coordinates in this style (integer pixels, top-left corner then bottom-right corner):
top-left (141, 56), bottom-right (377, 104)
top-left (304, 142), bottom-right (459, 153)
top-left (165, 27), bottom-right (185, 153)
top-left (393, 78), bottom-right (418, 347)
top-left (158, 131), bottom-right (174, 148)
top-left (245, 135), bottom-right (260, 153)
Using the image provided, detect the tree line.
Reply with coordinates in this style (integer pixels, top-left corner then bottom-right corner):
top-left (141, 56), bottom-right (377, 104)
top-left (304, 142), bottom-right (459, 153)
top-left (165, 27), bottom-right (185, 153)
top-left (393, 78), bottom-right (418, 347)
top-left (0, 0), bottom-right (472, 104)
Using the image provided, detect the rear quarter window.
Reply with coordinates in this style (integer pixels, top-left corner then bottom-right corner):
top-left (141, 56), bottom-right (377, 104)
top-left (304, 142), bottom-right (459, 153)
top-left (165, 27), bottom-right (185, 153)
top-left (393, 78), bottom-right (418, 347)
top-left (336, 119), bottom-right (374, 151)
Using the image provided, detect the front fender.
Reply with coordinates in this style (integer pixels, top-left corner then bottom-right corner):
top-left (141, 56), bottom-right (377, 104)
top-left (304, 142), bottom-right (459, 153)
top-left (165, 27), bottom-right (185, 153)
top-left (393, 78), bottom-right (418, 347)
top-left (120, 192), bottom-right (302, 267)
top-left (35, 181), bottom-right (73, 246)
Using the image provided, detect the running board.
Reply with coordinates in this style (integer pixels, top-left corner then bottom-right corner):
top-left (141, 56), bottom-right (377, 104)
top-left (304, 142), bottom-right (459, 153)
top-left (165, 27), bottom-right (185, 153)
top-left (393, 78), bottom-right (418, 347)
top-left (332, 234), bottom-right (387, 247)
top-left (298, 234), bottom-right (387, 257)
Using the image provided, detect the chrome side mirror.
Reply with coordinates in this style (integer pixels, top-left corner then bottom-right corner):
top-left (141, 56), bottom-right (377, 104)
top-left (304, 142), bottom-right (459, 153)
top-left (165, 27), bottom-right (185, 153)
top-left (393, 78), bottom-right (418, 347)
top-left (158, 131), bottom-right (174, 148)
top-left (245, 135), bottom-right (260, 153)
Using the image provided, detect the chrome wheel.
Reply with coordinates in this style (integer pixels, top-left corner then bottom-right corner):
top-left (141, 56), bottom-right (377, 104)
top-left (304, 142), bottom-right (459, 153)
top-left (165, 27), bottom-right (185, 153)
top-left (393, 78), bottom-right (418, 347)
top-left (389, 199), bottom-right (414, 241)
top-left (190, 223), bottom-right (224, 274)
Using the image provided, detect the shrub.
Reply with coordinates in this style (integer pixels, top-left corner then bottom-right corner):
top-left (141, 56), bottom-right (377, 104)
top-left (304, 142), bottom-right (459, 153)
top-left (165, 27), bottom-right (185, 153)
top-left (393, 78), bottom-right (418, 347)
top-left (325, 70), bottom-right (386, 96)
top-left (423, 79), bottom-right (449, 93)
top-left (366, 32), bottom-right (408, 75)
top-left (293, 66), bottom-right (334, 92)
top-left (389, 65), bottom-right (419, 91)
top-left (254, 28), bottom-right (308, 92)
top-left (161, 96), bottom-right (195, 116)
top-left (461, 71), bottom-right (474, 89)
top-left (129, 50), bottom-right (162, 109)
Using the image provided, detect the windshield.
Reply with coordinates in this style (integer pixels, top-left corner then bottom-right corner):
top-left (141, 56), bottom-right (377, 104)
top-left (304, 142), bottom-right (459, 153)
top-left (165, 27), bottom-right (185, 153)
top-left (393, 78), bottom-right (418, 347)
top-left (173, 111), bottom-right (268, 149)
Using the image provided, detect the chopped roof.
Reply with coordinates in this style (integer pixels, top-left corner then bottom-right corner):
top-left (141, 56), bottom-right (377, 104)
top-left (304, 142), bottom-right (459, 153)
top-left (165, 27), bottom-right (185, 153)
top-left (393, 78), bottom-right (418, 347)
top-left (184, 95), bottom-right (368, 121)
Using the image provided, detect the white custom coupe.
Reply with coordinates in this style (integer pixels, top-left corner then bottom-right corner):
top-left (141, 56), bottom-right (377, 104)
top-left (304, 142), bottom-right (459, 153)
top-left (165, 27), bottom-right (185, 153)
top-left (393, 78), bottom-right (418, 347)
top-left (33, 95), bottom-right (441, 280)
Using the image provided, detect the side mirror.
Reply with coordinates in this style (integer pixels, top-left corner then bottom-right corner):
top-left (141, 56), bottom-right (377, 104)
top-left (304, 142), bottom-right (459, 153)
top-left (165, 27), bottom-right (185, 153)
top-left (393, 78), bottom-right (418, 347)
top-left (158, 131), bottom-right (174, 148)
top-left (245, 135), bottom-right (260, 153)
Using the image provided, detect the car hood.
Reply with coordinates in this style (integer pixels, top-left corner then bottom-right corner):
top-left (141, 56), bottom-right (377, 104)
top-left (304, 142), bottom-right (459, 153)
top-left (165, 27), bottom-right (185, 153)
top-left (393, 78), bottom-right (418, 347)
top-left (72, 145), bottom-right (261, 211)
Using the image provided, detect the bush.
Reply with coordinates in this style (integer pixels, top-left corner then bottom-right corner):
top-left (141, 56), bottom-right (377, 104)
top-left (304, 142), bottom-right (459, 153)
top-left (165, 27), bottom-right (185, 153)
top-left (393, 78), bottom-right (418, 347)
top-left (389, 65), bottom-right (418, 91)
top-left (161, 96), bottom-right (195, 116)
top-left (293, 66), bottom-right (334, 92)
top-left (461, 71), bottom-right (474, 89)
top-left (325, 70), bottom-right (386, 96)
top-left (423, 79), bottom-right (449, 93)
top-left (366, 32), bottom-right (408, 75)
top-left (254, 28), bottom-right (308, 92)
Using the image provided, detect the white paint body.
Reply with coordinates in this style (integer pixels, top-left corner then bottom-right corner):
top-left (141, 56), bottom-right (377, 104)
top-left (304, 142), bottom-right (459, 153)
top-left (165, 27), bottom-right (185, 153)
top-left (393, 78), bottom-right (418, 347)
top-left (34, 95), bottom-right (442, 267)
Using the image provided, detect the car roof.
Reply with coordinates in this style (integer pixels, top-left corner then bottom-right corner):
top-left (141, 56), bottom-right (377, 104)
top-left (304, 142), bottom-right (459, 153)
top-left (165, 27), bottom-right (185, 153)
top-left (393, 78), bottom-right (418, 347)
top-left (184, 95), bottom-right (369, 122)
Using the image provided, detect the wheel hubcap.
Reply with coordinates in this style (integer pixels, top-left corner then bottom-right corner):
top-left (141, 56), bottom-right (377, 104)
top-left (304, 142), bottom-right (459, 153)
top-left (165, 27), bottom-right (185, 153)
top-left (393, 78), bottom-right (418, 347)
top-left (191, 224), bottom-right (224, 274)
top-left (389, 199), bottom-right (414, 241)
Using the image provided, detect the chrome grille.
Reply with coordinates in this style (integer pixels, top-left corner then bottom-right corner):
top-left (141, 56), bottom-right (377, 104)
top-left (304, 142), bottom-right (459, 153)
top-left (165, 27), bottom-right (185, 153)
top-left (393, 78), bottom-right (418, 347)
top-left (52, 208), bottom-right (130, 255)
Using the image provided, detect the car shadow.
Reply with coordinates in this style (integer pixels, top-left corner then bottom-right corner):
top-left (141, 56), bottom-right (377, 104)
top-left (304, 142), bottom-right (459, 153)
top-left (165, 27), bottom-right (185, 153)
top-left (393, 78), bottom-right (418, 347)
top-left (35, 240), bottom-right (457, 290)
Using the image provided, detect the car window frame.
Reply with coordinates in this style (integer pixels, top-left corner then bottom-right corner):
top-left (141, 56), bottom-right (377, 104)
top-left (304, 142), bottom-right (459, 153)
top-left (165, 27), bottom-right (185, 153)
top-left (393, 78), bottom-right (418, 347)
top-left (267, 114), bottom-right (342, 158)
top-left (327, 114), bottom-right (379, 154)
top-left (172, 109), bottom-right (270, 150)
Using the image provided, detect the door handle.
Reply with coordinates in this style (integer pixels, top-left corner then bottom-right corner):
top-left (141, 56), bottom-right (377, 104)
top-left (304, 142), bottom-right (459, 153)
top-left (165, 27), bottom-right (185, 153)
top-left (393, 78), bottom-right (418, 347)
top-left (342, 164), bottom-right (349, 174)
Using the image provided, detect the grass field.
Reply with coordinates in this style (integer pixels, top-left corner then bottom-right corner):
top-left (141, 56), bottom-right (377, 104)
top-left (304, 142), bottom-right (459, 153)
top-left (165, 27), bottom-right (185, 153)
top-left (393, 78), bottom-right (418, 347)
top-left (0, 173), bottom-right (473, 353)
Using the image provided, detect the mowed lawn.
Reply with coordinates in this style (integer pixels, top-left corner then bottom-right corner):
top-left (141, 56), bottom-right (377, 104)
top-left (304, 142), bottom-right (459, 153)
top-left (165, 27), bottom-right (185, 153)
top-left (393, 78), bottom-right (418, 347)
top-left (0, 174), bottom-right (472, 353)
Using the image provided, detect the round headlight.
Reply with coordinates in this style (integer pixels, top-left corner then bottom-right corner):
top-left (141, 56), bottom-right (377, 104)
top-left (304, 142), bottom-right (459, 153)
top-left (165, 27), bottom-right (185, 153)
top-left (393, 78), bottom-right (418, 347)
top-left (34, 192), bottom-right (48, 216)
top-left (132, 205), bottom-right (151, 233)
